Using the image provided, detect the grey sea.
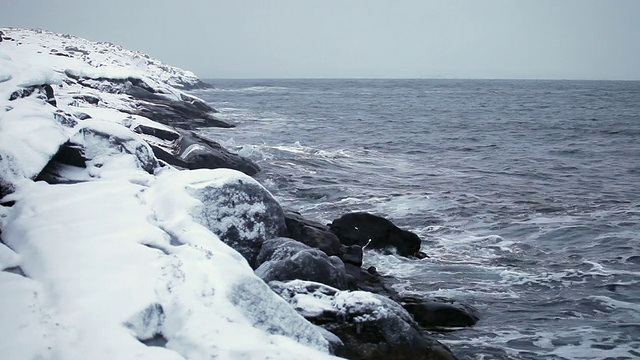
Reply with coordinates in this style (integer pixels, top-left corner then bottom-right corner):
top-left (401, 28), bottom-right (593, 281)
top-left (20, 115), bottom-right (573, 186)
top-left (194, 79), bottom-right (640, 360)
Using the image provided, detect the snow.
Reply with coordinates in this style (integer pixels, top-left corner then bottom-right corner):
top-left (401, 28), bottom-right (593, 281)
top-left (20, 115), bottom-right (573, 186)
top-left (71, 119), bottom-right (157, 176)
top-left (65, 66), bottom-right (145, 81)
top-left (0, 28), bottom-right (342, 359)
top-left (1, 171), bottom-right (338, 359)
top-left (0, 97), bottom-right (70, 193)
top-left (0, 243), bottom-right (20, 270)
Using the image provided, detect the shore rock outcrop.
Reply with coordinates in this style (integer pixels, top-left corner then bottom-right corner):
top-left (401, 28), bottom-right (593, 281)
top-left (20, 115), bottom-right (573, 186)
top-left (255, 237), bottom-right (350, 290)
top-left (329, 212), bottom-right (422, 257)
top-left (271, 280), bottom-right (458, 360)
top-left (173, 168), bottom-right (288, 267)
top-left (131, 120), bottom-right (259, 176)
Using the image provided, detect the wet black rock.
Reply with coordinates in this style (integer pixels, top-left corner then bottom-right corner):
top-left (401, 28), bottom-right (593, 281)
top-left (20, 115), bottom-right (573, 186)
top-left (255, 237), bottom-right (350, 290)
top-left (178, 131), bottom-right (260, 175)
top-left (344, 263), bottom-right (398, 299)
top-left (284, 210), bottom-right (342, 256)
top-left (132, 123), bottom-right (259, 176)
top-left (400, 296), bottom-right (479, 329)
top-left (343, 264), bottom-right (480, 330)
top-left (329, 212), bottom-right (422, 257)
top-left (340, 244), bottom-right (363, 267)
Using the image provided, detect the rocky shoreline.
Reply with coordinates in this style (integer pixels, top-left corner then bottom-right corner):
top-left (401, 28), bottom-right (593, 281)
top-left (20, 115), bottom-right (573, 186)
top-left (0, 28), bottom-right (477, 359)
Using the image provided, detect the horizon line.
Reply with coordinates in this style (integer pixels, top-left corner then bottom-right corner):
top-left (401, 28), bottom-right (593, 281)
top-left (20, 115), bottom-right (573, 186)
top-left (200, 76), bottom-right (640, 82)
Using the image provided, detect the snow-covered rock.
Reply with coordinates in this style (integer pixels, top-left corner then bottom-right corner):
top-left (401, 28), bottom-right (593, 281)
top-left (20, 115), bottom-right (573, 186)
top-left (0, 27), bottom-right (257, 194)
top-left (38, 119), bottom-right (157, 183)
top-left (157, 168), bottom-right (288, 267)
top-left (0, 169), bottom-right (338, 360)
top-left (271, 280), bottom-right (458, 360)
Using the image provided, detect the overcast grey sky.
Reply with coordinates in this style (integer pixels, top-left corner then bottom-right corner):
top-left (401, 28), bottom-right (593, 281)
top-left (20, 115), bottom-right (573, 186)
top-left (2, 0), bottom-right (640, 80)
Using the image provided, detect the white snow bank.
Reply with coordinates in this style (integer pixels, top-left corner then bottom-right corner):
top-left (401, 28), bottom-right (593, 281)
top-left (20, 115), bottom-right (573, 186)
top-left (0, 97), bottom-right (69, 193)
top-left (0, 170), bottom-right (338, 360)
top-left (0, 243), bottom-right (20, 270)
top-left (65, 65), bottom-right (145, 81)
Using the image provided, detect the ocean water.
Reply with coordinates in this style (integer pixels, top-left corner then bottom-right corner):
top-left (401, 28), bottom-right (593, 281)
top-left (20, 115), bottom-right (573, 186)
top-left (193, 79), bottom-right (640, 360)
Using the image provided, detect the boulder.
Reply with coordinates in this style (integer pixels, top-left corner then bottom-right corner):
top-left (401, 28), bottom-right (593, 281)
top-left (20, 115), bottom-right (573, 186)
top-left (177, 130), bottom-right (260, 175)
top-left (340, 244), bottom-right (363, 267)
top-left (343, 264), bottom-right (480, 330)
top-left (255, 238), bottom-right (350, 290)
top-left (130, 121), bottom-right (260, 176)
top-left (400, 296), bottom-right (479, 329)
top-left (344, 263), bottom-right (398, 299)
top-left (329, 212), bottom-right (422, 257)
top-left (270, 280), bottom-right (458, 360)
top-left (37, 120), bottom-right (157, 183)
top-left (284, 210), bottom-right (342, 256)
top-left (187, 169), bottom-right (288, 267)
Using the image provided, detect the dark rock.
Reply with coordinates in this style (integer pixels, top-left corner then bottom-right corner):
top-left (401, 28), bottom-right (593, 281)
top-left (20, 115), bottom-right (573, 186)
top-left (53, 110), bottom-right (78, 127)
top-left (255, 237), bottom-right (350, 290)
top-left (64, 72), bottom-right (227, 129)
top-left (43, 84), bottom-right (56, 106)
top-left (401, 296), bottom-right (479, 329)
top-left (9, 84), bottom-right (56, 106)
top-left (344, 263), bottom-right (398, 299)
top-left (271, 280), bottom-right (458, 360)
top-left (329, 212), bottom-right (422, 257)
top-left (73, 94), bottom-right (100, 105)
top-left (177, 130), bottom-right (260, 176)
top-left (284, 210), bottom-right (342, 256)
top-left (178, 80), bottom-right (213, 91)
top-left (135, 125), bottom-right (259, 176)
top-left (344, 264), bottom-right (481, 330)
top-left (74, 112), bottom-right (92, 120)
top-left (64, 46), bottom-right (89, 55)
top-left (0, 30), bottom-right (3, 42)
top-left (191, 174), bottom-right (288, 267)
top-left (340, 244), bottom-right (363, 267)
top-left (131, 122), bottom-right (181, 143)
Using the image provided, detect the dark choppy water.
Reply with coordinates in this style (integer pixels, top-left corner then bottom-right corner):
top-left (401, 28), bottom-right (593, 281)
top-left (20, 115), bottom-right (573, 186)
top-left (193, 79), bottom-right (640, 359)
